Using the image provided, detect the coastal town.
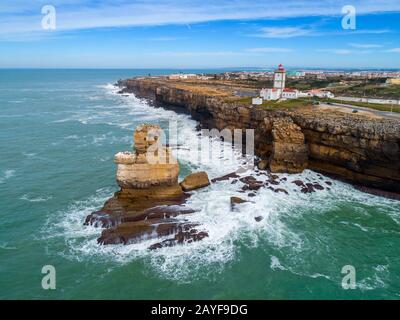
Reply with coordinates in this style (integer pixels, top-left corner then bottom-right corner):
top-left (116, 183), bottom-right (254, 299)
top-left (142, 64), bottom-right (400, 116)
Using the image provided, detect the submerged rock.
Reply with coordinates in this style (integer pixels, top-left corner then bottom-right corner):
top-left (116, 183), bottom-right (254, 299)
top-left (149, 228), bottom-right (209, 250)
top-left (211, 172), bottom-right (240, 183)
top-left (230, 196), bottom-right (248, 211)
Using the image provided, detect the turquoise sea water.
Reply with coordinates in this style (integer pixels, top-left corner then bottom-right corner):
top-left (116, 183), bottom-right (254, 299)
top-left (0, 69), bottom-right (399, 300)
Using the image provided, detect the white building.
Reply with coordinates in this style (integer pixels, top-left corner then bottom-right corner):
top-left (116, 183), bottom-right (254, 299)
top-left (252, 97), bottom-right (263, 105)
top-left (168, 73), bottom-right (197, 80)
top-left (260, 64), bottom-right (288, 100)
top-left (282, 89), bottom-right (299, 99)
top-left (260, 88), bottom-right (281, 100)
top-left (307, 90), bottom-right (335, 99)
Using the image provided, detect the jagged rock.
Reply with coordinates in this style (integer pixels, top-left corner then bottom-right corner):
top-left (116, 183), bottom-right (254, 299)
top-left (257, 160), bottom-right (269, 171)
top-left (211, 172), bottom-right (240, 183)
top-left (98, 220), bottom-right (200, 245)
top-left (180, 171), bottom-right (211, 191)
top-left (275, 188), bottom-right (289, 195)
top-left (239, 176), bottom-right (263, 190)
top-left (230, 196), bottom-right (248, 210)
top-left (231, 196), bottom-right (248, 205)
top-left (313, 183), bottom-right (324, 190)
top-left (292, 180), bottom-right (305, 187)
top-left (301, 183), bottom-right (316, 194)
top-left (269, 117), bottom-right (308, 174)
top-left (255, 216), bottom-right (263, 222)
top-left (149, 228), bottom-right (209, 250)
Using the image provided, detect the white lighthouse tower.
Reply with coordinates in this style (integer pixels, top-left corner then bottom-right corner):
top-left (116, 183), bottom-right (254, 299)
top-left (260, 64), bottom-right (292, 101)
top-left (273, 64), bottom-right (286, 96)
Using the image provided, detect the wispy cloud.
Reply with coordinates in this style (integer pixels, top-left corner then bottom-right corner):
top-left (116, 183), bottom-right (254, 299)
top-left (246, 47), bottom-right (293, 53)
top-left (150, 51), bottom-right (242, 57)
top-left (256, 27), bottom-right (312, 38)
top-left (148, 37), bottom-right (185, 41)
top-left (319, 49), bottom-right (354, 55)
top-left (318, 48), bottom-right (372, 55)
top-left (349, 43), bottom-right (382, 48)
top-left (386, 48), bottom-right (400, 53)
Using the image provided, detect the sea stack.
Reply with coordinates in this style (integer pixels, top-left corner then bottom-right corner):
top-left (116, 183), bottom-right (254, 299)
top-left (84, 124), bottom-right (210, 247)
top-left (114, 124), bottom-right (182, 199)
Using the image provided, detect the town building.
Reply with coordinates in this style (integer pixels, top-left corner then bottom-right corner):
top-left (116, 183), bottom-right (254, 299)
top-left (168, 74), bottom-right (197, 80)
top-left (307, 89), bottom-right (335, 99)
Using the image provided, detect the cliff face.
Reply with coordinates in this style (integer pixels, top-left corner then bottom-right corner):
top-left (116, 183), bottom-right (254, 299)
top-left (118, 79), bottom-right (400, 195)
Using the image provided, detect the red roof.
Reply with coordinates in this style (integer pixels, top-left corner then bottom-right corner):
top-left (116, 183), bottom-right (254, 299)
top-left (276, 64), bottom-right (285, 71)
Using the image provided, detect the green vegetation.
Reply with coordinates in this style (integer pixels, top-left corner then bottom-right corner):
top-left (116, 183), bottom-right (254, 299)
top-left (256, 98), bottom-right (314, 110)
top-left (226, 96), bottom-right (314, 110)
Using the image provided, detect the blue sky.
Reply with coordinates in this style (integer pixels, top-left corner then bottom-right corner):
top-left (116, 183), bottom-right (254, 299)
top-left (0, 0), bottom-right (400, 68)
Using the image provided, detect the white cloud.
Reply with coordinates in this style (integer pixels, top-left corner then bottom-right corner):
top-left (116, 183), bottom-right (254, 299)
top-left (150, 51), bottom-right (241, 57)
top-left (319, 49), bottom-right (354, 55)
top-left (386, 48), bottom-right (400, 53)
top-left (256, 27), bottom-right (312, 38)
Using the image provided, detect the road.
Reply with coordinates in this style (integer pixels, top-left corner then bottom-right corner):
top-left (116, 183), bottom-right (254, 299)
top-left (318, 102), bottom-right (400, 120)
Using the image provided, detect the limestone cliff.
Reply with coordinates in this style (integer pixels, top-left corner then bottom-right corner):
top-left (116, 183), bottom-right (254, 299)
top-left (118, 78), bottom-right (400, 195)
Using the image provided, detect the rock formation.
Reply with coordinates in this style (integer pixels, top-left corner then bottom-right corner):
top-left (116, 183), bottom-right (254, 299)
top-left (85, 124), bottom-right (209, 247)
top-left (180, 171), bottom-right (210, 192)
top-left (114, 124), bottom-right (181, 198)
top-left (269, 117), bottom-right (308, 173)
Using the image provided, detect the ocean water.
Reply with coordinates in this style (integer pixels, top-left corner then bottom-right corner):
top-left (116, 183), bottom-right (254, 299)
top-left (0, 69), bottom-right (399, 300)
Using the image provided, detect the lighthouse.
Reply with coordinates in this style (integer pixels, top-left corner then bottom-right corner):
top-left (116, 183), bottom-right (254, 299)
top-left (273, 64), bottom-right (286, 95)
top-left (260, 64), bottom-right (302, 101)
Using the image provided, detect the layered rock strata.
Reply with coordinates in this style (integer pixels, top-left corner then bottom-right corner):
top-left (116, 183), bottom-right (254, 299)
top-left (85, 124), bottom-right (208, 247)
